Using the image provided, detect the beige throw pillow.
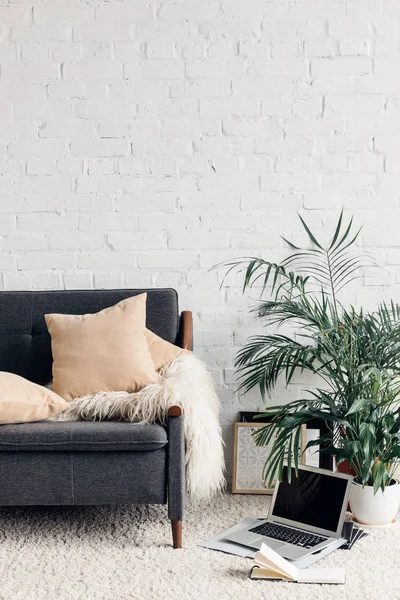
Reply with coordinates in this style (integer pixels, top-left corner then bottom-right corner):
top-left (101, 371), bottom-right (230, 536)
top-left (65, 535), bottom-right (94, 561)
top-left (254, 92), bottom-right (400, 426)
top-left (45, 293), bottom-right (160, 401)
top-left (144, 329), bottom-right (190, 370)
top-left (0, 372), bottom-right (68, 424)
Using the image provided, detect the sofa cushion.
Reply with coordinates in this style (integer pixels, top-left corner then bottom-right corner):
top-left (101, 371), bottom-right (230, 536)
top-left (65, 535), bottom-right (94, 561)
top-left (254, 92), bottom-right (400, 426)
top-left (45, 294), bottom-right (160, 401)
top-left (0, 372), bottom-right (68, 425)
top-left (0, 421), bottom-right (168, 452)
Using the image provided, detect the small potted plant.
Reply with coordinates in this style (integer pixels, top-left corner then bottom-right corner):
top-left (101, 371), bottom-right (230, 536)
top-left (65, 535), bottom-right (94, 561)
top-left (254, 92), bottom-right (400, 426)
top-left (221, 211), bottom-right (400, 526)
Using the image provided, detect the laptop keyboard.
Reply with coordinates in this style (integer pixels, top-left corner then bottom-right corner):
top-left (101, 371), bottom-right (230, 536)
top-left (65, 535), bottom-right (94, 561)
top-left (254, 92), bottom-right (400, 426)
top-left (249, 522), bottom-right (327, 548)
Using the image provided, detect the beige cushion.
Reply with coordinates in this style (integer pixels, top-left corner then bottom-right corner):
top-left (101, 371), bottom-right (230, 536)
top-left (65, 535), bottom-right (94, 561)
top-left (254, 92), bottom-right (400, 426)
top-left (144, 329), bottom-right (190, 370)
top-left (0, 372), bottom-right (68, 424)
top-left (45, 293), bottom-right (160, 401)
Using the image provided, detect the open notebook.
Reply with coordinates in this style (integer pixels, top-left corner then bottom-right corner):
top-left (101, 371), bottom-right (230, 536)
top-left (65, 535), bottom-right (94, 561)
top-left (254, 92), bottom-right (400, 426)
top-left (250, 543), bottom-right (345, 584)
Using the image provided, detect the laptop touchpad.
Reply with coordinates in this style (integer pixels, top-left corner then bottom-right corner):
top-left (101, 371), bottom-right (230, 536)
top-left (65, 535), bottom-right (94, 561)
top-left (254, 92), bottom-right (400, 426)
top-left (252, 538), bottom-right (282, 551)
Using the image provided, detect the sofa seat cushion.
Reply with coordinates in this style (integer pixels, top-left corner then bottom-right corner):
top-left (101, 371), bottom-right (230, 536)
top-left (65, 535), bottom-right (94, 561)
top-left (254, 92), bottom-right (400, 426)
top-left (0, 421), bottom-right (168, 452)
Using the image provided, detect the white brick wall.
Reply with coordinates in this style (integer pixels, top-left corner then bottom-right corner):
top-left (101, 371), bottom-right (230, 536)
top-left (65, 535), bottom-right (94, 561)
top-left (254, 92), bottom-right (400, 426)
top-left (1, 0), bottom-right (400, 476)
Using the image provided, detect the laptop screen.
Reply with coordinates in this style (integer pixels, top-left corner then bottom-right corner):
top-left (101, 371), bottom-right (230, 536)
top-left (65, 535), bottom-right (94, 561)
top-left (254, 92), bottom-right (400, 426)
top-left (271, 467), bottom-right (349, 533)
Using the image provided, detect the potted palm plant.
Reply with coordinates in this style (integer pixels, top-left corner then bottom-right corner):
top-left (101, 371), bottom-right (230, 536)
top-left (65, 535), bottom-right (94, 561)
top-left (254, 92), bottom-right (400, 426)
top-left (222, 212), bottom-right (400, 526)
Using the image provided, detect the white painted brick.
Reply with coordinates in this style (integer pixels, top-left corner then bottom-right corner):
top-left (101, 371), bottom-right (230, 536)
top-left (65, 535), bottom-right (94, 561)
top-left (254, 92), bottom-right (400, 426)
top-left (15, 175), bottom-right (72, 194)
top-left (321, 153), bottom-right (349, 171)
top-left (18, 213), bottom-right (78, 232)
top-left (249, 58), bottom-right (307, 78)
top-left (3, 274), bottom-right (32, 290)
top-left (130, 119), bottom-right (160, 138)
top-left (95, 3), bottom-right (153, 23)
top-left (186, 59), bottom-right (247, 79)
top-left (1, 195), bottom-right (76, 213)
top-left (0, 160), bottom-right (21, 175)
top-left (1, 63), bottom-right (60, 82)
top-left (39, 119), bottom-right (96, 139)
top-left (57, 158), bottom-right (83, 175)
top-left (0, 254), bottom-right (16, 270)
top-left (355, 74), bottom-right (400, 95)
top-left (118, 157), bottom-right (148, 175)
top-left (14, 100), bottom-right (71, 120)
top-left (76, 195), bottom-right (114, 212)
top-left (222, 117), bottom-right (280, 138)
top-left (0, 216), bottom-right (16, 234)
top-left (12, 25), bottom-right (71, 43)
top-left (349, 152), bottom-right (383, 173)
top-left (47, 81), bottom-right (106, 100)
top-left (161, 119), bottom-right (219, 138)
top-left (0, 44), bottom-right (18, 64)
top-left (325, 94), bottom-right (385, 115)
top-left (304, 39), bottom-right (337, 57)
top-left (63, 60), bottom-right (123, 80)
top-left (138, 251), bottom-right (198, 270)
top-left (339, 40), bottom-right (370, 56)
top-left (108, 231), bottom-right (167, 250)
top-left (52, 42), bottom-right (83, 61)
top-left (180, 155), bottom-right (211, 174)
top-left (139, 59), bottom-right (185, 79)
top-left (385, 156), bottom-right (400, 172)
top-left (318, 134), bottom-right (373, 152)
top-left (200, 99), bottom-right (260, 118)
top-left (0, 234), bottom-right (47, 251)
top-left (17, 252), bottom-right (73, 270)
top-left (374, 136), bottom-right (400, 155)
top-left (79, 213), bottom-right (138, 232)
top-left (115, 193), bottom-right (177, 212)
top-left (8, 139), bottom-right (67, 159)
top-left (77, 252), bottom-right (136, 269)
top-left (88, 158), bottom-right (116, 175)
top-left (139, 213), bottom-right (198, 232)
top-left (146, 40), bottom-right (175, 59)
top-left (169, 231), bottom-right (228, 250)
top-left (31, 273), bottom-right (62, 289)
top-left (137, 99), bottom-right (199, 119)
top-left (374, 38), bottom-right (400, 55)
top-left (124, 270), bottom-right (153, 288)
top-left (71, 139), bottom-right (128, 157)
top-left (34, 3), bottom-right (93, 24)
top-left (311, 57), bottom-right (371, 76)
top-left (26, 158), bottom-right (55, 175)
top-left (176, 80), bottom-right (231, 98)
top-left (0, 6), bottom-right (31, 23)
top-left (177, 41), bottom-right (207, 60)
top-left (114, 41), bottom-right (143, 61)
top-left (64, 273), bottom-right (93, 289)
top-left (73, 23), bottom-right (131, 42)
top-left (328, 18), bottom-right (373, 38)
top-left (49, 231), bottom-right (104, 251)
top-left (93, 272), bottom-right (125, 289)
top-left (270, 40), bottom-right (302, 58)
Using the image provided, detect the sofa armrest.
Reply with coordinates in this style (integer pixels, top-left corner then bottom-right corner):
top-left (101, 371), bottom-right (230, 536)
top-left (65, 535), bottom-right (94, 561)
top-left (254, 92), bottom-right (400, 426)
top-left (179, 311), bottom-right (193, 351)
top-left (167, 405), bottom-right (185, 523)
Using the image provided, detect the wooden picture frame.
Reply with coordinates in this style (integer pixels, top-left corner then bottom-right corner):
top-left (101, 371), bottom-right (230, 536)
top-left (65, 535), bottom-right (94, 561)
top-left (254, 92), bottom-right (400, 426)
top-left (232, 421), bottom-right (307, 495)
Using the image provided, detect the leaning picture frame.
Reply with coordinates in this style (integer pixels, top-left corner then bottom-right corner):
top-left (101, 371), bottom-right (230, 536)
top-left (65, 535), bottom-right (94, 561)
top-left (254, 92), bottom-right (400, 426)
top-left (232, 420), bottom-right (307, 495)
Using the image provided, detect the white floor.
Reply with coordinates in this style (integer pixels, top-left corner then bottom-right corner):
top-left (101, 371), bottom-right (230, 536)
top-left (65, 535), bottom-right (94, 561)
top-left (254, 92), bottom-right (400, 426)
top-left (0, 493), bottom-right (399, 600)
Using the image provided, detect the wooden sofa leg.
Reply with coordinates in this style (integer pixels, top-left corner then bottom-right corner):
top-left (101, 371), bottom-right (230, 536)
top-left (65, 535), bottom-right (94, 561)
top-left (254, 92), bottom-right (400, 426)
top-left (171, 520), bottom-right (182, 549)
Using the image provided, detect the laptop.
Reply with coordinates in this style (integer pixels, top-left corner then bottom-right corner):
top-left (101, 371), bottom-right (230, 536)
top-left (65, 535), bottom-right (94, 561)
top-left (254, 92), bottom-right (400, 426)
top-left (225, 464), bottom-right (353, 560)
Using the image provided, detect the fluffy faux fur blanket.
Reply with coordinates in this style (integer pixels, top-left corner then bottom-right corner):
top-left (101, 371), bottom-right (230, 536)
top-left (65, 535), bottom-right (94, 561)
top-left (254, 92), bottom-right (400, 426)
top-left (54, 354), bottom-right (225, 501)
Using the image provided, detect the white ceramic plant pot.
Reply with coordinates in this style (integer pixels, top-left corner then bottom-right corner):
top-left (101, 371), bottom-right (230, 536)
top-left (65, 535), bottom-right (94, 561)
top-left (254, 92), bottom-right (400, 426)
top-left (350, 479), bottom-right (400, 526)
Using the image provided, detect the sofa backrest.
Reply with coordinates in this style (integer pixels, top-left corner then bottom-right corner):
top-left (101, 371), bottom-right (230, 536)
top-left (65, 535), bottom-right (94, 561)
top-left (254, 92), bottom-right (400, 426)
top-left (0, 289), bottom-right (179, 385)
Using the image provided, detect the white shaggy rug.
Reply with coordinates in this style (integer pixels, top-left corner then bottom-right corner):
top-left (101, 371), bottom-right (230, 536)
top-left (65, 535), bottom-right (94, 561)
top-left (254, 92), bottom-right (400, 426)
top-left (0, 494), bottom-right (399, 600)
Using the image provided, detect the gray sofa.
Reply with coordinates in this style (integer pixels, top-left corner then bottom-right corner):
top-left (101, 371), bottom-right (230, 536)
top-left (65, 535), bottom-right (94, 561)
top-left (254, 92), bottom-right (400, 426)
top-left (0, 289), bottom-right (192, 549)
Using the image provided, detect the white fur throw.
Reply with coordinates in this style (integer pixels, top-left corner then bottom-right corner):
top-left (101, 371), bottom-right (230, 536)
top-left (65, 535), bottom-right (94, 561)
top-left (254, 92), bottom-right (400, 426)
top-left (53, 354), bottom-right (225, 501)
